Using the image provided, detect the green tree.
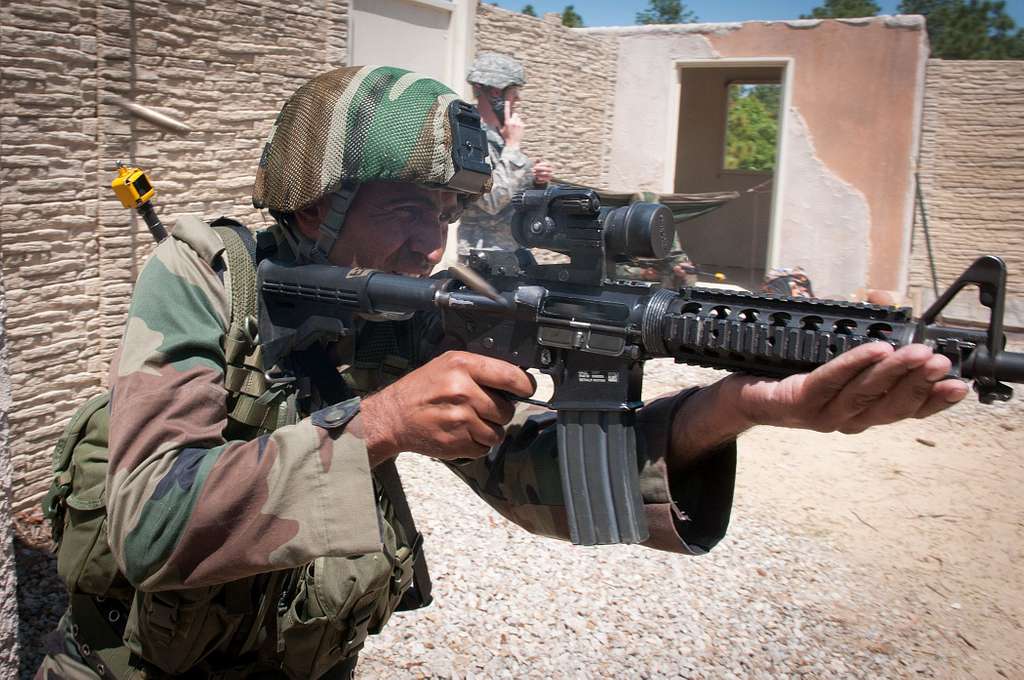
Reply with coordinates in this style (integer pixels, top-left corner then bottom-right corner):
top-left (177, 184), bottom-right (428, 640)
top-left (800, 0), bottom-right (881, 19)
top-left (522, 4), bottom-right (537, 16)
top-left (898, 0), bottom-right (1024, 58)
top-left (636, 0), bottom-right (698, 24)
top-left (561, 5), bottom-right (584, 27)
top-left (724, 85), bottom-right (781, 173)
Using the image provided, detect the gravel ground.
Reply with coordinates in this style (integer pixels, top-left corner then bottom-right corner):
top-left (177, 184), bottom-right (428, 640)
top-left (357, 456), bottom-right (957, 679)
top-left (13, 358), bottom-right (1019, 678)
top-left (14, 539), bottom-right (65, 679)
top-left (15, 486), bottom-right (953, 680)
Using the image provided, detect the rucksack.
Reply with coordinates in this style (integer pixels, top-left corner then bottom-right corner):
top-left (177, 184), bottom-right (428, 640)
top-left (41, 217), bottom-right (281, 598)
top-left (39, 217), bottom-right (432, 678)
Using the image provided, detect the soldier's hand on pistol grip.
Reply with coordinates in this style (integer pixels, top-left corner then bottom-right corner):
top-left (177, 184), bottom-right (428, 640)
top-left (359, 351), bottom-right (536, 464)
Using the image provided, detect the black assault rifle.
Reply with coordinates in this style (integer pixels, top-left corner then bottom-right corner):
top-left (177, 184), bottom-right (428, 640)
top-left (257, 186), bottom-right (1024, 547)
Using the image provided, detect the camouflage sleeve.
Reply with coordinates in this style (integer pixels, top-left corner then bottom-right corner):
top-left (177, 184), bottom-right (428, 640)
top-left (475, 145), bottom-right (534, 216)
top-left (447, 388), bottom-right (736, 554)
top-left (105, 232), bottom-right (380, 592)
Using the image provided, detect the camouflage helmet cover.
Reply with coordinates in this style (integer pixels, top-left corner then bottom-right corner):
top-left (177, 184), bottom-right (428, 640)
top-left (466, 52), bottom-right (526, 90)
top-left (253, 65), bottom-right (491, 212)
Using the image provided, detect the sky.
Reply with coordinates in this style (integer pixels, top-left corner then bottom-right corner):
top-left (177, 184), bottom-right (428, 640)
top-left (502, 0), bottom-right (1024, 27)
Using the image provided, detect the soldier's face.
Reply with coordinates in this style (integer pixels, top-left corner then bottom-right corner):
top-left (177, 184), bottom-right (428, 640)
top-left (486, 85), bottom-right (520, 111)
top-left (297, 181), bottom-right (460, 276)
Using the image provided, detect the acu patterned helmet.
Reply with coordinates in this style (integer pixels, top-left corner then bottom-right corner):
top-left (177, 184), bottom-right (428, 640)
top-left (466, 53), bottom-right (526, 90)
top-left (253, 65), bottom-right (492, 263)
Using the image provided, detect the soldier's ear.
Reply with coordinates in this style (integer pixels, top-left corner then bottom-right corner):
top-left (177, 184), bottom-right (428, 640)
top-left (293, 201), bottom-right (325, 240)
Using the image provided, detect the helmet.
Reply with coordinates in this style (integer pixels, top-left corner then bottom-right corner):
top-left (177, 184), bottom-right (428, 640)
top-left (253, 65), bottom-right (491, 262)
top-left (466, 52), bottom-right (526, 90)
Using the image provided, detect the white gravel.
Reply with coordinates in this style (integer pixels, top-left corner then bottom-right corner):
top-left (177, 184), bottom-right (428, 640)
top-left (16, 358), bottom-right (1010, 678)
top-left (360, 450), bottom-right (954, 679)
top-left (357, 360), bottom-right (961, 679)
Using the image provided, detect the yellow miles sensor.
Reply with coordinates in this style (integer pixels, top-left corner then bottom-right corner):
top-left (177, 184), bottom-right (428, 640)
top-left (111, 162), bottom-right (168, 242)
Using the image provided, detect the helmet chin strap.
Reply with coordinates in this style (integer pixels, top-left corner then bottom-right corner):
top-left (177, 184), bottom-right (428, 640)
top-left (307, 183), bottom-right (359, 264)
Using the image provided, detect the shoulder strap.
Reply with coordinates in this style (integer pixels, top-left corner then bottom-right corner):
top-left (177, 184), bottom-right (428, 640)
top-left (375, 461), bottom-right (432, 611)
top-left (173, 214), bottom-right (226, 264)
top-left (209, 219), bottom-right (287, 434)
top-left (212, 218), bottom-right (258, 326)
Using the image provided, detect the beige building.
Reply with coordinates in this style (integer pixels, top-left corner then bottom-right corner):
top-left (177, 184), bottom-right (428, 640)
top-left (586, 19), bottom-right (929, 297)
top-left (1, 2), bottom-right (1022, 643)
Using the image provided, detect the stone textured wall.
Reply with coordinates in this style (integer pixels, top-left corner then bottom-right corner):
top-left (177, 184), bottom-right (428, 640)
top-left (1, 0), bottom-right (349, 542)
top-left (912, 60), bottom-right (1024, 325)
top-left (474, 5), bottom-right (618, 188)
top-left (1, 270), bottom-right (18, 676)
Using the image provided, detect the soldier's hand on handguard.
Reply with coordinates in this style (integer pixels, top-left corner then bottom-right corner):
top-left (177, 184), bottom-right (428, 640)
top-left (533, 160), bottom-right (554, 186)
top-left (358, 351), bottom-right (536, 466)
top-left (729, 342), bottom-right (969, 433)
top-left (500, 101), bottom-right (525, 150)
top-left (668, 343), bottom-right (970, 471)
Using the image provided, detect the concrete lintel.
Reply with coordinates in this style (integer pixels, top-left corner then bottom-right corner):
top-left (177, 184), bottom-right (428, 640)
top-left (578, 15), bottom-right (925, 35)
top-left (577, 22), bottom-right (744, 37)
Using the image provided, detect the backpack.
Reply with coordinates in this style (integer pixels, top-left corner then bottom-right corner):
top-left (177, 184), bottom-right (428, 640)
top-left (41, 217), bottom-right (274, 600)
top-left (40, 217), bottom-right (431, 678)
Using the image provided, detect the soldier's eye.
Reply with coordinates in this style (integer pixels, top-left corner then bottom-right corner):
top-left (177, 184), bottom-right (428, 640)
top-left (390, 207), bottom-right (420, 222)
top-left (441, 207), bottom-right (463, 224)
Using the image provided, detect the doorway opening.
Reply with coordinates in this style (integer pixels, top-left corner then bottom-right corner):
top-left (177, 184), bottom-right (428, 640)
top-left (673, 64), bottom-right (787, 291)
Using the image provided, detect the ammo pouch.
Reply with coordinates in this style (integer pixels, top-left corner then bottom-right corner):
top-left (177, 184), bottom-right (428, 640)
top-left (123, 582), bottom-right (252, 674)
top-left (277, 487), bottom-right (416, 680)
top-left (43, 391), bottom-right (133, 602)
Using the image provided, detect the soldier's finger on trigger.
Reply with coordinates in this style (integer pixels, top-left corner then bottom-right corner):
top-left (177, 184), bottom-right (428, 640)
top-left (466, 354), bottom-right (535, 398)
top-left (478, 386), bottom-right (517, 426)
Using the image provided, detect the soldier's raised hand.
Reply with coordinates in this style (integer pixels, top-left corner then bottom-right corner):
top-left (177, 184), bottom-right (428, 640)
top-left (358, 351), bottom-right (535, 464)
top-left (501, 100), bottom-right (525, 150)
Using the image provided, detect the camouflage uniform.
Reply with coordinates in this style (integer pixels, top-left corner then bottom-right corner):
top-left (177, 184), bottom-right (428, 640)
top-left (37, 66), bottom-right (738, 679)
top-left (616, 251), bottom-right (698, 290)
top-left (761, 267), bottom-right (815, 298)
top-left (457, 52), bottom-right (535, 257)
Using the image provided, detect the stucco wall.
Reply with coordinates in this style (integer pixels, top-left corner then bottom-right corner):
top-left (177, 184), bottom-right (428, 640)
top-left (474, 5), bottom-right (618, 187)
top-left (1, 0), bottom-right (349, 542)
top-left (912, 60), bottom-right (1024, 327)
top-left (583, 18), bottom-right (929, 298)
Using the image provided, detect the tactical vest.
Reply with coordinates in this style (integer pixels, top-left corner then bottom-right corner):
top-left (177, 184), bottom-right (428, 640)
top-left (43, 217), bottom-right (430, 679)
